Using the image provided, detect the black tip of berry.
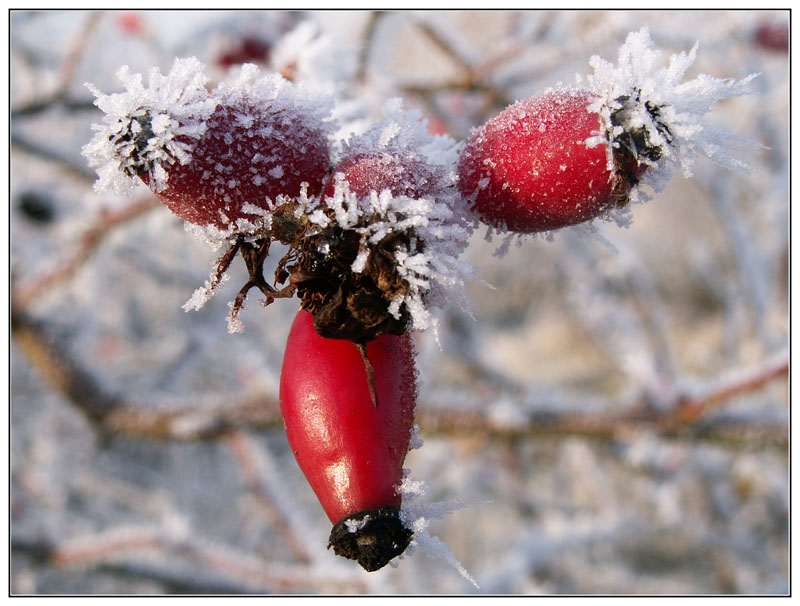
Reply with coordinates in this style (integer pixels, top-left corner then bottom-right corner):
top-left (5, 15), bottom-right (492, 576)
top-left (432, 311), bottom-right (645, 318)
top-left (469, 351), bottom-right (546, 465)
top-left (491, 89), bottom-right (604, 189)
top-left (328, 507), bottom-right (413, 572)
top-left (110, 112), bottom-right (156, 178)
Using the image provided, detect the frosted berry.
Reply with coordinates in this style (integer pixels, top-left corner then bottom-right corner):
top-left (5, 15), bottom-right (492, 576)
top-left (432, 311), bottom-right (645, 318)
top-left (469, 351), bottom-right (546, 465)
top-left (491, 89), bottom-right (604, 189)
top-left (279, 309), bottom-right (417, 571)
top-left (84, 59), bottom-right (333, 232)
top-left (138, 98), bottom-right (330, 229)
top-left (458, 88), bottom-right (648, 233)
top-left (217, 36), bottom-right (271, 69)
top-left (753, 21), bottom-right (789, 53)
top-left (322, 150), bottom-right (438, 201)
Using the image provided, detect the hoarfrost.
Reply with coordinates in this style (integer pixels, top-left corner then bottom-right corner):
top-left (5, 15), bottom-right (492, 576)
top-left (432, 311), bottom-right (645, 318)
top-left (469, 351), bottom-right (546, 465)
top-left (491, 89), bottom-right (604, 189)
top-left (226, 300), bottom-right (245, 334)
top-left (182, 271), bottom-right (230, 313)
top-left (344, 517), bottom-right (369, 533)
top-left (582, 27), bottom-right (761, 222)
top-left (398, 475), bottom-right (480, 588)
top-left (303, 100), bottom-right (481, 334)
top-left (82, 57), bottom-right (218, 196)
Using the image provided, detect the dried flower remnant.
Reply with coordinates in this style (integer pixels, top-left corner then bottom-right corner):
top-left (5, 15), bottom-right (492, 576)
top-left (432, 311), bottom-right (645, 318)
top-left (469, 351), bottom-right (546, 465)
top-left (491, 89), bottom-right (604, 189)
top-left (83, 57), bottom-right (217, 198)
top-left (292, 100), bottom-right (477, 344)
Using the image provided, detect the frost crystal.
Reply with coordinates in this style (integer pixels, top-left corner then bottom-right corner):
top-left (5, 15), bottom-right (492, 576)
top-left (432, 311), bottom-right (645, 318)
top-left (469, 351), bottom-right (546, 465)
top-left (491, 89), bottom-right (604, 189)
top-left (302, 100), bottom-right (479, 335)
top-left (398, 475), bottom-right (479, 588)
top-left (212, 62), bottom-right (336, 138)
top-left (583, 27), bottom-right (759, 212)
top-left (182, 270), bottom-right (230, 313)
top-left (82, 57), bottom-right (217, 196)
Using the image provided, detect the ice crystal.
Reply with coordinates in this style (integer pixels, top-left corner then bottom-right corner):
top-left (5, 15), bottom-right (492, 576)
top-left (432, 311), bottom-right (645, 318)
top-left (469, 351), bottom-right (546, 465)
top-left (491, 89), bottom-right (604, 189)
top-left (583, 27), bottom-right (760, 211)
top-left (302, 100), bottom-right (479, 335)
top-left (212, 62), bottom-right (336, 138)
top-left (83, 57), bottom-right (217, 196)
top-left (398, 475), bottom-right (480, 588)
top-left (183, 270), bottom-right (231, 313)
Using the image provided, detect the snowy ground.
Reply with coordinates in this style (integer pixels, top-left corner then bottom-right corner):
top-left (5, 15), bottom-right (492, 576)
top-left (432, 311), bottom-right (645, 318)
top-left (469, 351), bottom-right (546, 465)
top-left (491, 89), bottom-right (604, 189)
top-left (10, 10), bottom-right (789, 595)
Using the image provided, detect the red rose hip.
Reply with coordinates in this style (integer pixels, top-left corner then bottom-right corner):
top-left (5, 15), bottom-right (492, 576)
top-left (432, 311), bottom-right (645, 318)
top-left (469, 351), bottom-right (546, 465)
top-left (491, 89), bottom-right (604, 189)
top-left (458, 88), bottom-right (641, 233)
top-left (279, 309), bottom-right (417, 571)
top-left (143, 96), bottom-right (330, 229)
top-left (84, 59), bottom-right (332, 232)
top-left (323, 150), bottom-right (438, 201)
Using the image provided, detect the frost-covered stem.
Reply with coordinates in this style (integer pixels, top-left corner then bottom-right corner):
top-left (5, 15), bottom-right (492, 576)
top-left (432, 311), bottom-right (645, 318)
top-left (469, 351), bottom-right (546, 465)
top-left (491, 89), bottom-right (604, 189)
top-left (421, 399), bottom-right (787, 449)
top-left (411, 14), bottom-right (514, 109)
top-left (11, 312), bottom-right (125, 427)
top-left (223, 430), bottom-right (313, 565)
top-left (11, 311), bottom-right (280, 440)
top-left (11, 11), bottom-right (101, 114)
top-left (690, 243), bottom-right (747, 362)
top-left (11, 195), bottom-right (160, 311)
top-left (12, 535), bottom-right (267, 594)
top-left (412, 15), bottom-right (473, 73)
top-left (672, 352), bottom-right (788, 427)
top-left (617, 244), bottom-right (679, 402)
top-left (13, 309), bottom-right (786, 447)
top-left (355, 10), bottom-right (384, 84)
top-left (12, 96), bottom-right (97, 118)
top-left (559, 233), bottom-right (664, 402)
top-left (500, 17), bottom-right (621, 92)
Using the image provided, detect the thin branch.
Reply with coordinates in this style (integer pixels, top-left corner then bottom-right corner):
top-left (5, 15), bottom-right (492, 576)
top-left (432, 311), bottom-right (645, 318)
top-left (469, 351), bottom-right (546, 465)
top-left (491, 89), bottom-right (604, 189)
top-left (11, 133), bottom-right (97, 182)
top-left (11, 11), bottom-right (102, 119)
top-left (409, 15), bottom-right (514, 110)
top-left (11, 195), bottom-right (161, 311)
top-left (672, 353), bottom-right (789, 427)
top-left (10, 311), bottom-right (280, 441)
top-left (412, 16), bottom-right (474, 74)
top-left (56, 11), bottom-right (103, 96)
top-left (223, 430), bottom-right (313, 565)
top-left (11, 313), bottom-right (124, 426)
top-left (11, 97), bottom-right (97, 119)
top-left (13, 527), bottom-right (367, 593)
top-left (354, 10), bottom-right (384, 85)
top-left (11, 310), bottom-right (787, 448)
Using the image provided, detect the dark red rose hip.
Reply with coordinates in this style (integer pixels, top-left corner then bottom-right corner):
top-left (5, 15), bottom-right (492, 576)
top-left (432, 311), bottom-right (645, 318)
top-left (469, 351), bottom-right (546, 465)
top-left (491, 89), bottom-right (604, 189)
top-left (141, 96), bottom-right (330, 229)
top-left (84, 59), bottom-right (332, 232)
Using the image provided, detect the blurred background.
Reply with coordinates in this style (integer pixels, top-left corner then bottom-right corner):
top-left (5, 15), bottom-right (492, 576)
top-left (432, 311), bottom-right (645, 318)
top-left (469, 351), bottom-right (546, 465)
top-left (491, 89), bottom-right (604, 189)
top-left (10, 9), bottom-right (789, 595)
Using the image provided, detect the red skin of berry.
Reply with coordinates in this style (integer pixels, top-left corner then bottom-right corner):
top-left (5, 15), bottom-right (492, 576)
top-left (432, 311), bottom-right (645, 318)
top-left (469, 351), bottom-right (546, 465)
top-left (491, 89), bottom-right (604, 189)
top-left (323, 151), bottom-right (437, 200)
top-left (279, 310), bottom-right (417, 524)
top-left (143, 101), bottom-right (330, 229)
top-left (458, 89), bottom-right (615, 233)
